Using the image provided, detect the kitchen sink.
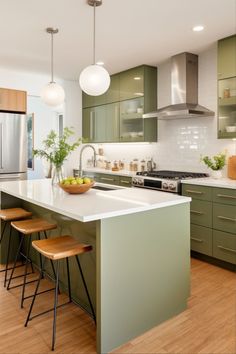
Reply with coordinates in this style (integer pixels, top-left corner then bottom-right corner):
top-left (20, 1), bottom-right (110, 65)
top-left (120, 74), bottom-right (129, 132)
top-left (92, 185), bottom-right (120, 191)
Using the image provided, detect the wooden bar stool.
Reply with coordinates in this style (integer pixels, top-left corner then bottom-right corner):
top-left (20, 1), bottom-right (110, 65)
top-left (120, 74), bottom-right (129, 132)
top-left (24, 235), bottom-right (96, 351)
top-left (7, 218), bottom-right (57, 308)
top-left (0, 208), bottom-right (32, 287)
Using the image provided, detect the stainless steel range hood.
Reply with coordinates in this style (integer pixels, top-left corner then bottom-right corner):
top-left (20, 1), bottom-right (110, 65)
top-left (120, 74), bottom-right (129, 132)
top-left (143, 52), bottom-right (214, 119)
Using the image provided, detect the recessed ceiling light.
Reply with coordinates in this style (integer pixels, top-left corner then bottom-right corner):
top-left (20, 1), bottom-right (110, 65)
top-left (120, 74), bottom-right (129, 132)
top-left (192, 25), bottom-right (204, 32)
top-left (96, 61), bottom-right (104, 66)
top-left (134, 77), bottom-right (141, 80)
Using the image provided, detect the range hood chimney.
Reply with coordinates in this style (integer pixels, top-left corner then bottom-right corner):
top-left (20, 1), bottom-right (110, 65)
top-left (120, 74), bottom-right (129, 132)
top-left (143, 52), bottom-right (214, 119)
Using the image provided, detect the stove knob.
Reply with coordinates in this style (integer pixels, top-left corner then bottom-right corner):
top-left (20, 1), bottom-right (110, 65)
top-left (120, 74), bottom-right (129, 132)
top-left (162, 182), bottom-right (168, 189)
top-left (169, 183), bottom-right (176, 191)
top-left (132, 178), bottom-right (138, 185)
top-left (138, 178), bottom-right (143, 185)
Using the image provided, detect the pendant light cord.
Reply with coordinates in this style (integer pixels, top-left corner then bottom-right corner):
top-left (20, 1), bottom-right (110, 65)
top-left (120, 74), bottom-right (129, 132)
top-left (93, 2), bottom-right (96, 64)
top-left (51, 31), bottom-right (54, 83)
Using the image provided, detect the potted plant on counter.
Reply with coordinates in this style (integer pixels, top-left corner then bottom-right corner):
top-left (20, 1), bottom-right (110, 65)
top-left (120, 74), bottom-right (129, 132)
top-left (200, 152), bottom-right (227, 179)
top-left (33, 127), bottom-right (81, 184)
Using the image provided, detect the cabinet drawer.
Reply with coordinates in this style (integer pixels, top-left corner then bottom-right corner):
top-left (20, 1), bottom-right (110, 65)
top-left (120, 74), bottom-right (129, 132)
top-left (213, 230), bottom-right (236, 264)
top-left (213, 203), bottom-right (236, 234)
top-left (182, 185), bottom-right (212, 201)
top-left (190, 224), bottom-right (212, 256)
top-left (98, 174), bottom-right (119, 185)
top-left (212, 187), bottom-right (236, 206)
top-left (119, 176), bottom-right (132, 187)
top-left (190, 200), bottom-right (212, 227)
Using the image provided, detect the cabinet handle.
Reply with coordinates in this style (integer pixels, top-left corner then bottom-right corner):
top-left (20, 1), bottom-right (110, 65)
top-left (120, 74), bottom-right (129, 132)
top-left (186, 189), bottom-right (203, 195)
top-left (120, 180), bottom-right (130, 184)
top-left (100, 177), bottom-right (115, 182)
top-left (217, 245), bottom-right (236, 254)
top-left (217, 194), bottom-right (236, 200)
top-left (190, 210), bottom-right (204, 215)
top-left (217, 215), bottom-right (236, 222)
top-left (191, 237), bottom-right (203, 243)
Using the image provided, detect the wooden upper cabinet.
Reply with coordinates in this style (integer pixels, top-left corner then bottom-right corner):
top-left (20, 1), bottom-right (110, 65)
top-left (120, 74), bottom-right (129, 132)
top-left (218, 35), bottom-right (236, 79)
top-left (0, 88), bottom-right (27, 113)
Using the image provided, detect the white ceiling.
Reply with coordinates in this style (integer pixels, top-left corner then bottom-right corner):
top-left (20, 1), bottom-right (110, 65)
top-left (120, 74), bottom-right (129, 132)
top-left (0, 0), bottom-right (235, 80)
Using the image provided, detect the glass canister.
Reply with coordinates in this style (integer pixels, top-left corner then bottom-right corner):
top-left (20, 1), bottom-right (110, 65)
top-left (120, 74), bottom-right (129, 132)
top-left (140, 159), bottom-right (146, 172)
top-left (133, 159), bottom-right (139, 172)
top-left (129, 161), bottom-right (134, 171)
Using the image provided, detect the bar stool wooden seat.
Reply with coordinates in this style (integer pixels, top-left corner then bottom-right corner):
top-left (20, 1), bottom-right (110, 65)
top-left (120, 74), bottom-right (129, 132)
top-left (0, 208), bottom-right (32, 287)
top-left (25, 235), bottom-right (96, 351)
top-left (7, 218), bottom-right (57, 308)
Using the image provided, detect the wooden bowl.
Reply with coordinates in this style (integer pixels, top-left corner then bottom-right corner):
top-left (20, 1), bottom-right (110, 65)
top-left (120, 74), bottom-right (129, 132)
top-left (58, 181), bottom-right (94, 194)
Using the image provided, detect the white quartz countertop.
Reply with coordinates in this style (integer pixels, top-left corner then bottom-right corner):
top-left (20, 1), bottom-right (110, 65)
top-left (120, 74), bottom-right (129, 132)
top-left (0, 179), bottom-right (190, 222)
top-left (181, 177), bottom-right (236, 189)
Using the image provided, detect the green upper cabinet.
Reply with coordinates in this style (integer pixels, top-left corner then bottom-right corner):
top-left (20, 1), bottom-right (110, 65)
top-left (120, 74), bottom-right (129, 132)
top-left (82, 74), bottom-right (120, 108)
top-left (218, 35), bottom-right (236, 80)
top-left (82, 103), bottom-right (120, 143)
top-left (119, 66), bottom-right (144, 101)
top-left (82, 64), bottom-right (157, 143)
top-left (217, 35), bottom-right (236, 139)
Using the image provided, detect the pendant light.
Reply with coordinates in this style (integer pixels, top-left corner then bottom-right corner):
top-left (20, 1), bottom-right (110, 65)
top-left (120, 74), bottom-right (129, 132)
top-left (41, 28), bottom-right (65, 106)
top-left (79, 0), bottom-right (110, 96)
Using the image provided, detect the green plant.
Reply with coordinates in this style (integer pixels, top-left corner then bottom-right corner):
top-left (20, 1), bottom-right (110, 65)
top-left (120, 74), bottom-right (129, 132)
top-left (200, 152), bottom-right (226, 171)
top-left (33, 127), bottom-right (81, 168)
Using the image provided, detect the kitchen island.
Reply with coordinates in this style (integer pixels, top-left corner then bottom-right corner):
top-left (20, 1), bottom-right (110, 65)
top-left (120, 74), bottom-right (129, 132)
top-left (0, 179), bottom-right (191, 353)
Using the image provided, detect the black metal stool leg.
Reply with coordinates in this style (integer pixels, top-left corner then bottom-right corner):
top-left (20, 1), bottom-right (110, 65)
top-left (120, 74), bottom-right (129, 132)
top-left (0, 221), bottom-right (7, 243)
top-left (66, 257), bottom-right (72, 302)
top-left (25, 258), bottom-right (46, 327)
top-left (52, 260), bottom-right (60, 351)
top-left (75, 255), bottom-right (96, 323)
top-left (4, 225), bottom-right (12, 287)
top-left (7, 235), bottom-right (24, 290)
top-left (44, 231), bottom-right (60, 294)
top-left (37, 233), bottom-right (44, 278)
top-left (21, 235), bottom-right (32, 308)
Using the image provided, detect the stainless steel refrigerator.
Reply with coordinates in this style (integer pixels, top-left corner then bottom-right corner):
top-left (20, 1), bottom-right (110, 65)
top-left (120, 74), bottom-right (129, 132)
top-left (0, 112), bottom-right (27, 181)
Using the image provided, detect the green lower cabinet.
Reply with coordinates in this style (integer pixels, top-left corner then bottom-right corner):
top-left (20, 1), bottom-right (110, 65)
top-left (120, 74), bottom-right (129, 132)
top-left (182, 184), bottom-right (212, 201)
top-left (213, 203), bottom-right (236, 234)
top-left (119, 176), bottom-right (132, 187)
top-left (98, 174), bottom-right (120, 185)
top-left (212, 187), bottom-right (236, 206)
top-left (183, 183), bottom-right (236, 265)
top-left (213, 230), bottom-right (236, 264)
top-left (190, 199), bottom-right (212, 228)
top-left (190, 224), bottom-right (212, 256)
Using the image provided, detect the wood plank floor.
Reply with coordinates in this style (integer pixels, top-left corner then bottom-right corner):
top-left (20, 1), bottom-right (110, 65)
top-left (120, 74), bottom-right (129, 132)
top-left (0, 258), bottom-right (235, 354)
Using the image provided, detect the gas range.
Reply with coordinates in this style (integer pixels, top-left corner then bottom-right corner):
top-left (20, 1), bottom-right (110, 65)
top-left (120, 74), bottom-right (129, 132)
top-left (132, 170), bottom-right (209, 194)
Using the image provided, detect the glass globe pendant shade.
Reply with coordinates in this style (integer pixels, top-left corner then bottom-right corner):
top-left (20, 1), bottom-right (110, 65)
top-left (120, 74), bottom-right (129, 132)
top-left (40, 82), bottom-right (65, 107)
top-left (79, 64), bottom-right (110, 96)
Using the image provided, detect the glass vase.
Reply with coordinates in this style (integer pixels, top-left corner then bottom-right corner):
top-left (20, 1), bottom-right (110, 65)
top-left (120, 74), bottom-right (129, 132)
top-left (52, 165), bottom-right (64, 185)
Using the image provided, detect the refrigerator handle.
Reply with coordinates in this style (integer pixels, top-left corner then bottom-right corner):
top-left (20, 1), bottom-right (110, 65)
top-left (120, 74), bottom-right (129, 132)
top-left (0, 123), bottom-right (3, 169)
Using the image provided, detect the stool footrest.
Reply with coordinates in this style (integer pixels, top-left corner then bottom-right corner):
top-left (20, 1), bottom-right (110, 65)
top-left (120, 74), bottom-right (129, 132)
top-left (0, 263), bottom-right (25, 273)
top-left (7, 277), bottom-right (39, 290)
top-left (23, 287), bottom-right (55, 301)
top-left (26, 300), bottom-right (71, 323)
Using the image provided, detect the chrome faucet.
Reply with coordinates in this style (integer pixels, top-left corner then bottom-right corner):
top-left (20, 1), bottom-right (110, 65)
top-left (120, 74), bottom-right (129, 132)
top-left (78, 144), bottom-right (97, 176)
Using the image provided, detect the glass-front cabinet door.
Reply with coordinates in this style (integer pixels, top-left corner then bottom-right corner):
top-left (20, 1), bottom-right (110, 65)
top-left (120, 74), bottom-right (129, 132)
top-left (218, 35), bottom-right (236, 139)
top-left (120, 97), bottom-right (144, 142)
top-left (218, 77), bottom-right (236, 138)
